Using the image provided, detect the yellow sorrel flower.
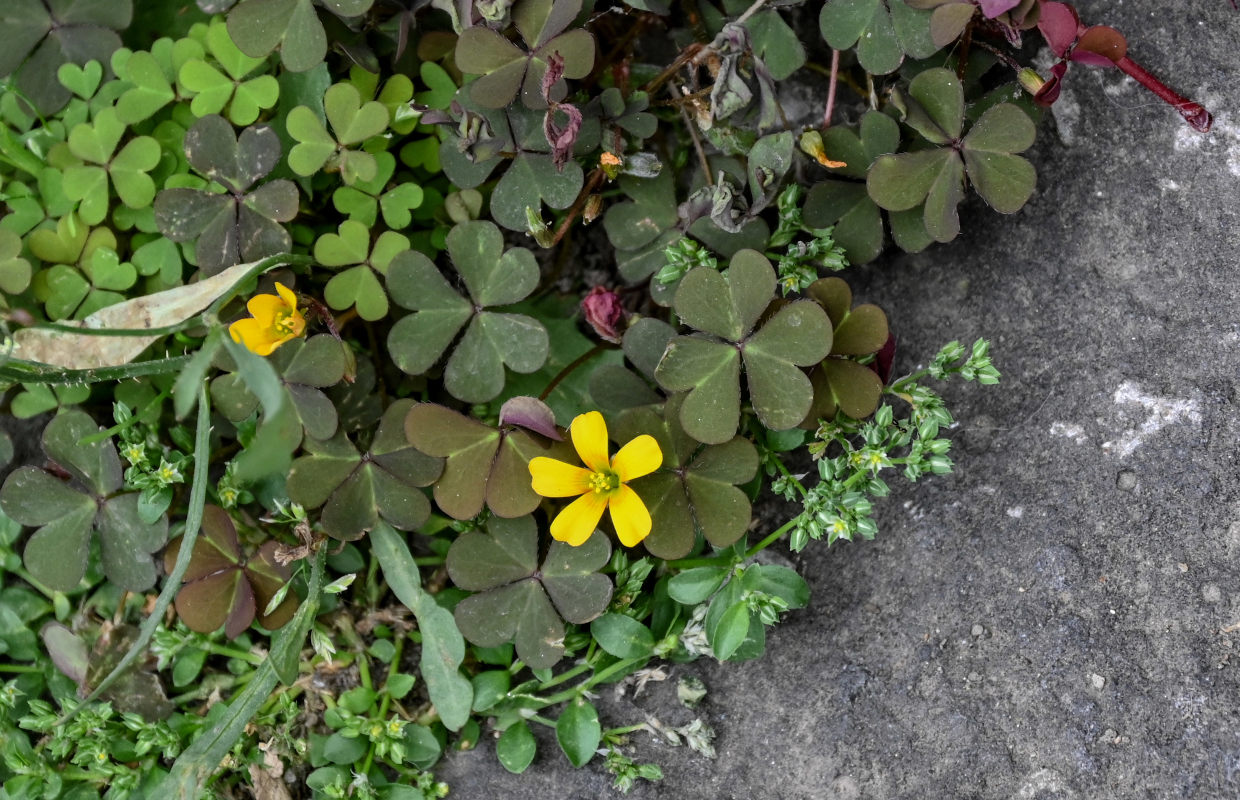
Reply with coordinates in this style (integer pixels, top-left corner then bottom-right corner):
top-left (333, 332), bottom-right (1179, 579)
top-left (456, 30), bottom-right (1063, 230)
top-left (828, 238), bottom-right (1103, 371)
top-left (228, 282), bottom-right (305, 356)
top-left (528, 411), bottom-right (662, 547)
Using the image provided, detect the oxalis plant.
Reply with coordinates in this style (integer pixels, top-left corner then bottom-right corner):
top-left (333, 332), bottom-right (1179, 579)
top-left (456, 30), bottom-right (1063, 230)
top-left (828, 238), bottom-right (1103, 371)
top-left (0, 0), bottom-right (1217, 796)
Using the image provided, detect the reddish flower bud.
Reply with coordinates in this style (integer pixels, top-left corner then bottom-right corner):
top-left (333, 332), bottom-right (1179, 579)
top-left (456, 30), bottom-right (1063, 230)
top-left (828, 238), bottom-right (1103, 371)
top-left (582, 286), bottom-right (625, 343)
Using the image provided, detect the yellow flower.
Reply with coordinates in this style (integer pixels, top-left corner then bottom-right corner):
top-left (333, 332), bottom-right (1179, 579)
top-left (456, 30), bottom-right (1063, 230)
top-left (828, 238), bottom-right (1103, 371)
top-left (228, 282), bottom-right (305, 356)
top-left (528, 411), bottom-right (662, 548)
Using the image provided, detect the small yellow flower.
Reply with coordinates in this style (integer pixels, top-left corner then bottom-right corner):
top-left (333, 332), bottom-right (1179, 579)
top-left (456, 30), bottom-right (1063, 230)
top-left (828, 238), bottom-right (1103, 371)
top-left (528, 411), bottom-right (662, 547)
top-left (228, 282), bottom-right (305, 356)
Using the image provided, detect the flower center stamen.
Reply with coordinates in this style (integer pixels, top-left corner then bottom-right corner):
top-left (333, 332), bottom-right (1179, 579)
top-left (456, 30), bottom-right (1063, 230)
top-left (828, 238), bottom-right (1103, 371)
top-left (271, 308), bottom-right (297, 336)
top-left (587, 470), bottom-right (620, 494)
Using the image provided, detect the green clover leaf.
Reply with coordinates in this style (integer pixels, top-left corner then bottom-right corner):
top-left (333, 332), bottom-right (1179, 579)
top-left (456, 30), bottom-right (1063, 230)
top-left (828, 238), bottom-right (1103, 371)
top-left (154, 115), bottom-right (298, 274)
top-left (654, 250), bottom-right (834, 443)
top-left (613, 395), bottom-right (760, 559)
top-left (286, 399), bottom-right (443, 541)
top-left (331, 151), bottom-right (424, 229)
top-left (178, 20), bottom-right (280, 126)
top-left (314, 220), bottom-right (409, 321)
top-left (0, 410), bottom-right (167, 592)
top-left (602, 171), bottom-right (682, 283)
top-left (818, 0), bottom-right (938, 75)
top-left (62, 107), bottom-right (160, 225)
top-left (387, 221), bottom-right (549, 403)
top-left (0, 228), bottom-right (33, 295)
top-left (226, 0), bottom-right (375, 73)
top-left (867, 68), bottom-right (1037, 243)
top-left (803, 110), bottom-right (903, 264)
top-left (404, 400), bottom-right (572, 520)
top-left (801, 277), bottom-right (890, 421)
top-left (211, 334), bottom-right (350, 443)
top-left (287, 82), bottom-right (389, 185)
top-left (455, 0), bottom-right (596, 109)
top-left (28, 215), bottom-right (132, 319)
top-left (164, 505), bottom-right (298, 639)
top-left (447, 515), bottom-right (612, 669)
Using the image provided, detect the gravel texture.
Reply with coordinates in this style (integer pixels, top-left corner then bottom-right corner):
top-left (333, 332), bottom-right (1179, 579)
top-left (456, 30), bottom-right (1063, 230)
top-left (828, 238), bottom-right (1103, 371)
top-left (435, 2), bottom-right (1240, 797)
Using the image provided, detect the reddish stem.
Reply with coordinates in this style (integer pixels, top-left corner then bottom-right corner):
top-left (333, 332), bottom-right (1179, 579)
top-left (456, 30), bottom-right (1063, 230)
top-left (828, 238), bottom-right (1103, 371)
top-left (1115, 56), bottom-right (1213, 132)
top-left (823, 49), bottom-right (840, 129)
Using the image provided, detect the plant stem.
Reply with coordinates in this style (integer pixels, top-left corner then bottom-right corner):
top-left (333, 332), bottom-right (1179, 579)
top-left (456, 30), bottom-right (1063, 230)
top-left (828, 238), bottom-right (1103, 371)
top-left (823, 49), bottom-right (841, 128)
top-left (540, 343), bottom-right (609, 401)
top-left (1115, 56), bottom-right (1212, 132)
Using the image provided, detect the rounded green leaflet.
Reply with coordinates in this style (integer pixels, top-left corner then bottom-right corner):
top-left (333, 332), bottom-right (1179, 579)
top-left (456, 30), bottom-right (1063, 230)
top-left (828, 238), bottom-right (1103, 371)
top-left (961, 104), bottom-right (1037, 214)
top-left (286, 104), bottom-right (337, 176)
top-left (386, 251), bottom-right (473, 376)
top-left (655, 336), bottom-right (741, 445)
top-left (907, 67), bottom-right (966, 142)
top-left (57, 60), bottom-right (102, 99)
top-left (867, 149), bottom-right (956, 212)
top-left (325, 82), bottom-right (389, 145)
top-left (489, 154), bottom-right (585, 232)
top-left (556, 697), bottom-right (602, 768)
top-left (227, 0), bottom-right (328, 73)
top-left (673, 249), bottom-right (775, 342)
top-left (444, 312), bottom-right (550, 403)
top-left (0, 229), bottom-right (33, 294)
top-left (115, 50), bottom-right (175, 124)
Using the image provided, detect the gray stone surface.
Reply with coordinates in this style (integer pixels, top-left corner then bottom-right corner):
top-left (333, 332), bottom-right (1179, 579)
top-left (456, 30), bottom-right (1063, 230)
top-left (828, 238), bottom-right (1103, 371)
top-left (437, 3), bottom-right (1240, 797)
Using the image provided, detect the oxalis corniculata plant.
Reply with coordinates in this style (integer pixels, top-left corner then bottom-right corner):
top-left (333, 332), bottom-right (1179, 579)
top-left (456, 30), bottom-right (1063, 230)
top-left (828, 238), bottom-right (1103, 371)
top-left (0, 0), bottom-right (1218, 795)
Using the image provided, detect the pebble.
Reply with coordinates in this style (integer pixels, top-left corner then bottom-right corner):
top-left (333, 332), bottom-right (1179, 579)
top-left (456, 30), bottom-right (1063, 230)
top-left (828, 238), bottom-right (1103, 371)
top-left (1116, 470), bottom-right (1138, 491)
top-left (1089, 673), bottom-right (1106, 690)
top-left (971, 624), bottom-right (985, 637)
top-left (1202, 584), bottom-right (1222, 603)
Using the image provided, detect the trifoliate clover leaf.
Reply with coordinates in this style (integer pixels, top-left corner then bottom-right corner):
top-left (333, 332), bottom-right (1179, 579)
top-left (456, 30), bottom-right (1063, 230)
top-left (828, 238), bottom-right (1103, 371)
top-left (287, 82), bottom-right (389, 185)
top-left (0, 410), bottom-right (167, 592)
top-left (802, 277), bottom-right (889, 421)
top-left (348, 66), bottom-right (420, 135)
top-left (404, 400), bottom-right (572, 520)
top-left (177, 19), bottom-right (280, 126)
top-left (803, 111), bottom-right (902, 263)
top-left (818, 0), bottom-right (938, 75)
top-left (654, 250), bottom-right (834, 444)
top-left (0, 0), bottom-right (132, 115)
top-left (113, 46), bottom-right (188, 124)
top-left (154, 114), bottom-right (299, 274)
top-left (866, 68), bottom-right (1036, 243)
top-left (28, 215), bottom-right (132, 320)
top-left (62, 107), bottom-right (160, 226)
top-left (286, 399), bottom-right (443, 541)
top-left (314, 220), bottom-right (409, 321)
top-left (226, 0), bottom-right (376, 73)
top-left (211, 334), bottom-right (349, 442)
top-left (613, 396), bottom-right (759, 559)
top-left (331, 151), bottom-right (424, 229)
top-left (387, 221), bottom-right (549, 403)
top-left (447, 515), bottom-right (612, 669)
top-left (455, 0), bottom-right (596, 110)
top-left (164, 505), bottom-right (298, 639)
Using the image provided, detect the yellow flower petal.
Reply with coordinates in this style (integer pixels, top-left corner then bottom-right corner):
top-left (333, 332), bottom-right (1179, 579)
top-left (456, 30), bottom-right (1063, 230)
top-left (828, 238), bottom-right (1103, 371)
top-left (529, 457), bottom-right (591, 497)
top-left (274, 282), bottom-right (297, 311)
top-left (611, 434), bottom-right (662, 482)
top-left (608, 484), bottom-right (652, 547)
top-left (229, 317), bottom-right (279, 356)
top-left (550, 490), bottom-right (608, 546)
top-left (246, 292), bottom-right (284, 324)
top-left (570, 411), bottom-right (611, 472)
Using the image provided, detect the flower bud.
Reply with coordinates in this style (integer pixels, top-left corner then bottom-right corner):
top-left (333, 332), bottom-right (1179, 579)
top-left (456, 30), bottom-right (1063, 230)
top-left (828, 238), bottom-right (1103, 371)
top-left (581, 286), bottom-right (625, 343)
